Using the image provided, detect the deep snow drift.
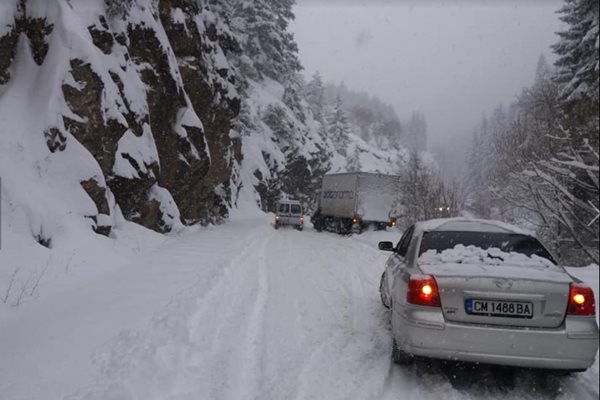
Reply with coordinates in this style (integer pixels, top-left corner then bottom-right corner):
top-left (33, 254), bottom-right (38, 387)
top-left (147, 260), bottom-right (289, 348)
top-left (0, 214), bottom-right (598, 400)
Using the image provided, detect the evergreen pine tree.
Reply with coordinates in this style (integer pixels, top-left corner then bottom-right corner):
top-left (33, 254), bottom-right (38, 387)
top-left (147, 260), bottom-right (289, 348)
top-left (306, 71), bottom-right (326, 122)
top-left (327, 95), bottom-right (351, 156)
top-left (346, 147), bottom-right (362, 172)
top-left (552, 0), bottom-right (599, 104)
top-left (231, 0), bottom-right (301, 81)
top-left (282, 72), bottom-right (307, 123)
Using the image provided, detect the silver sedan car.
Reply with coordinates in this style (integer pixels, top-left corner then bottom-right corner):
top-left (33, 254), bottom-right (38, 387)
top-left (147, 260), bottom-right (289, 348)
top-left (378, 218), bottom-right (599, 371)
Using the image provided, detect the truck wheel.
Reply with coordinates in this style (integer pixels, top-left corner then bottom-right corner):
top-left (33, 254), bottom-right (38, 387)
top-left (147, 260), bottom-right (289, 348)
top-left (335, 219), bottom-right (343, 234)
top-left (345, 220), bottom-right (354, 235)
top-left (313, 217), bottom-right (323, 232)
top-left (339, 219), bottom-right (351, 235)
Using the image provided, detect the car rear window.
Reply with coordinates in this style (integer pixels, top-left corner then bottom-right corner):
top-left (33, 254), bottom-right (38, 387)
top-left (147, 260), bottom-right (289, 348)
top-left (278, 204), bottom-right (289, 213)
top-left (419, 231), bottom-right (556, 263)
top-left (290, 204), bottom-right (302, 214)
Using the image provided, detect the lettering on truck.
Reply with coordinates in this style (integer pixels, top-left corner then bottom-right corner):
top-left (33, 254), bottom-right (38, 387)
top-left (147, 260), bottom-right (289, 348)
top-left (322, 190), bottom-right (355, 200)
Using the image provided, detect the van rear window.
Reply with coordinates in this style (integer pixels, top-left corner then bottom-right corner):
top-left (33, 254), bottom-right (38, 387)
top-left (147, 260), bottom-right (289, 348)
top-left (278, 204), bottom-right (289, 213)
top-left (291, 205), bottom-right (302, 214)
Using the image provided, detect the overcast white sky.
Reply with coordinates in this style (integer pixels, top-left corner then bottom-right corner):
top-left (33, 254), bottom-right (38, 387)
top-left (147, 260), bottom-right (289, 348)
top-left (291, 0), bottom-right (564, 153)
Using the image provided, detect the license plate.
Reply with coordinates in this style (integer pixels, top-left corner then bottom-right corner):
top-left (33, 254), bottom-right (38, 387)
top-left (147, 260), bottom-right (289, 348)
top-left (465, 299), bottom-right (533, 318)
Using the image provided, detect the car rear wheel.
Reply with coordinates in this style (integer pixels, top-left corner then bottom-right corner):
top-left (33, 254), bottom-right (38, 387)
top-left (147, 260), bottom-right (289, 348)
top-left (392, 339), bottom-right (414, 365)
top-left (379, 272), bottom-right (390, 309)
top-left (556, 369), bottom-right (588, 375)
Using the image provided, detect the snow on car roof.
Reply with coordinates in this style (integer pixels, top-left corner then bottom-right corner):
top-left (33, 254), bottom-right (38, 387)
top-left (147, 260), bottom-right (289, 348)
top-left (416, 218), bottom-right (533, 236)
top-left (419, 245), bottom-right (558, 269)
top-left (277, 200), bottom-right (301, 204)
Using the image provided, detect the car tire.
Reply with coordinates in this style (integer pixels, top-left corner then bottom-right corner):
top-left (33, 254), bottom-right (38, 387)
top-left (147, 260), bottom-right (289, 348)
top-left (379, 272), bottom-right (390, 309)
top-left (274, 223), bottom-right (279, 230)
top-left (392, 339), bottom-right (414, 365)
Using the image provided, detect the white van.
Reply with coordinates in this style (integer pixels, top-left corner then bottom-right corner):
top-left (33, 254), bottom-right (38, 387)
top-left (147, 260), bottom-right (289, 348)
top-left (274, 200), bottom-right (304, 230)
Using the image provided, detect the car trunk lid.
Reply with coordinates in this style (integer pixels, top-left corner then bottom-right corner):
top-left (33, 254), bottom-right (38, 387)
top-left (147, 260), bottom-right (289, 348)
top-left (419, 262), bottom-right (571, 328)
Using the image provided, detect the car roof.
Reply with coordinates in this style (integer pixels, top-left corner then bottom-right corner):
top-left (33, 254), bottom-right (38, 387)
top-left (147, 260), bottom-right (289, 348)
top-left (414, 218), bottom-right (533, 236)
top-left (277, 200), bottom-right (301, 205)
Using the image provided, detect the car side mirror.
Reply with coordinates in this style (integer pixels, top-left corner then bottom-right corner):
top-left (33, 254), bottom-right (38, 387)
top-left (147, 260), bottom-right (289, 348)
top-left (378, 241), bottom-right (394, 252)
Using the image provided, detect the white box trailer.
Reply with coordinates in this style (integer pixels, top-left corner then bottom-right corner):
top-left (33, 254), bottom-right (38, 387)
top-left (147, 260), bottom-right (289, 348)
top-left (314, 172), bottom-right (401, 233)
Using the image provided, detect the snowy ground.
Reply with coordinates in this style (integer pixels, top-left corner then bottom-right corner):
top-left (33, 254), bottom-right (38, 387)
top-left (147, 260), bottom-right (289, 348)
top-left (0, 214), bottom-right (598, 400)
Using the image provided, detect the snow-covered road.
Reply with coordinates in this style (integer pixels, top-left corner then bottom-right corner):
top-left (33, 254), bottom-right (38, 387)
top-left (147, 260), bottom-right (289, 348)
top-left (1, 215), bottom-right (598, 400)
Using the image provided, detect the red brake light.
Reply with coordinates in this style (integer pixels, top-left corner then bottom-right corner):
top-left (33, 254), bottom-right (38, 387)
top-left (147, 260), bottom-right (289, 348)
top-left (568, 283), bottom-right (596, 316)
top-left (300, 217), bottom-right (304, 224)
top-left (352, 217), bottom-right (360, 224)
top-left (407, 274), bottom-right (441, 307)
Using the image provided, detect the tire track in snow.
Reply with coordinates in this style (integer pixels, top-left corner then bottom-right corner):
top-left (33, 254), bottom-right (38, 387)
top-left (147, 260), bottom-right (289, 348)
top-left (281, 228), bottom-right (394, 400)
top-left (64, 223), bottom-right (274, 400)
top-left (229, 230), bottom-right (272, 400)
top-left (184, 227), bottom-right (274, 400)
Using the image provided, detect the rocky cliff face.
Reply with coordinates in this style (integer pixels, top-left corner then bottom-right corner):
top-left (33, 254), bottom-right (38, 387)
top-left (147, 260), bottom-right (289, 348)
top-left (0, 0), bottom-right (241, 234)
top-left (0, 0), bottom-right (406, 245)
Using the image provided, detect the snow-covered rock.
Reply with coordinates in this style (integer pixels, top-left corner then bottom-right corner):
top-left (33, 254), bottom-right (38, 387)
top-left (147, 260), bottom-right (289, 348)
top-left (0, 0), bottom-right (241, 236)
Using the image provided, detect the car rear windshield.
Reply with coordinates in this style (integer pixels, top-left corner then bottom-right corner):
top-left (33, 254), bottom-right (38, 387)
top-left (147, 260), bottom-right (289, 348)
top-left (278, 204), bottom-right (289, 213)
top-left (290, 204), bottom-right (302, 214)
top-left (419, 231), bottom-right (556, 263)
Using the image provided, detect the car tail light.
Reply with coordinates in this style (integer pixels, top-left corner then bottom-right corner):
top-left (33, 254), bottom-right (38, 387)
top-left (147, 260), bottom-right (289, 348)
top-left (567, 283), bottom-right (596, 316)
top-left (390, 218), bottom-right (397, 227)
top-left (352, 217), bottom-right (360, 224)
top-left (300, 217), bottom-right (304, 224)
top-left (407, 274), bottom-right (441, 307)
top-left (275, 215), bottom-right (280, 221)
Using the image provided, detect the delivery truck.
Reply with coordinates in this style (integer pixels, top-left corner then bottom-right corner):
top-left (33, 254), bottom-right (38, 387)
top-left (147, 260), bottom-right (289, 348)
top-left (311, 172), bottom-right (401, 234)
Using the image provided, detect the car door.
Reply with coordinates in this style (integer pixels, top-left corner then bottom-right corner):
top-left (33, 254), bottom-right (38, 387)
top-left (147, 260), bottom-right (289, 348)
top-left (385, 225), bottom-right (414, 304)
